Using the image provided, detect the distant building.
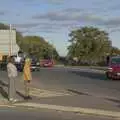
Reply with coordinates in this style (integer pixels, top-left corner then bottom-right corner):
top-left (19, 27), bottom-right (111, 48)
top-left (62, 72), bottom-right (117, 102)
top-left (0, 30), bottom-right (19, 56)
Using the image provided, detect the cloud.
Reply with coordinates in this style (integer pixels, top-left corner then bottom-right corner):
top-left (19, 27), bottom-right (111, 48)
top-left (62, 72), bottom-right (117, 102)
top-left (21, 30), bottom-right (54, 34)
top-left (45, 0), bottom-right (66, 4)
top-left (106, 18), bottom-right (120, 27)
top-left (14, 22), bottom-right (62, 34)
top-left (15, 9), bottom-right (120, 34)
top-left (13, 23), bottom-right (40, 29)
top-left (100, 18), bottom-right (120, 28)
top-left (33, 8), bottom-right (103, 24)
top-left (110, 28), bottom-right (120, 33)
top-left (18, 0), bottom-right (66, 5)
top-left (0, 11), bottom-right (6, 15)
top-left (20, 27), bottom-right (58, 34)
top-left (14, 8), bottom-right (105, 34)
top-left (14, 21), bottom-right (79, 30)
top-left (90, 0), bottom-right (120, 14)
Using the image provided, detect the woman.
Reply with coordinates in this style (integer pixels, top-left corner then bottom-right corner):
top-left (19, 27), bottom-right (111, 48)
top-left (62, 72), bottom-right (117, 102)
top-left (23, 57), bottom-right (32, 99)
top-left (7, 56), bottom-right (18, 102)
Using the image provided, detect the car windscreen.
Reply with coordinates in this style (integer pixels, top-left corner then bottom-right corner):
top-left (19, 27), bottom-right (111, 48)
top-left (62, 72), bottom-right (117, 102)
top-left (111, 57), bottom-right (120, 64)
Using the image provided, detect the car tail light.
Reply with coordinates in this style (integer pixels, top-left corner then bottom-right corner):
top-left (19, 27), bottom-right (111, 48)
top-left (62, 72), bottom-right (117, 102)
top-left (108, 68), bottom-right (113, 72)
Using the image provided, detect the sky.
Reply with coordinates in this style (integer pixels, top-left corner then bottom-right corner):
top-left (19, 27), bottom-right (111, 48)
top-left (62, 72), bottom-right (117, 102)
top-left (0, 0), bottom-right (120, 56)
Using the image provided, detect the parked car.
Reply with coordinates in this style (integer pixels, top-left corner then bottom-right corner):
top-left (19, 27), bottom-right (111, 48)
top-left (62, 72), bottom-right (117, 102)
top-left (40, 59), bottom-right (54, 67)
top-left (106, 56), bottom-right (120, 80)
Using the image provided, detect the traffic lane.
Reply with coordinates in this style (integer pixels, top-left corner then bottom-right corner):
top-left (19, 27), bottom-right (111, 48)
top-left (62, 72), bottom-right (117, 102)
top-left (40, 67), bottom-right (103, 73)
top-left (1, 68), bottom-right (120, 92)
top-left (0, 107), bottom-right (115, 120)
top-left (33, 68), bottom-right (120, 90)
top-left (32, 68), bottom-right (120, 98)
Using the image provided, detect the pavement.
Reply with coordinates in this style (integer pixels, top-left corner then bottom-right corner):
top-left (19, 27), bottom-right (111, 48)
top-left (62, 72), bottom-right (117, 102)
top-left (0, 107), bottom-right (115, 120)
top-left (0, 67), bottom-right (120, 119)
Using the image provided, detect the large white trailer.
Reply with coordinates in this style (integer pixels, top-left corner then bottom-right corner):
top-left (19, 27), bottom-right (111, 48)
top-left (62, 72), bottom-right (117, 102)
top-left (0, 29), bottom-right (19, 57)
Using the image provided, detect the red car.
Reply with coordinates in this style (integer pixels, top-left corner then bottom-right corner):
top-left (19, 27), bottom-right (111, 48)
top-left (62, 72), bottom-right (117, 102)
top-left (40, 59), bottom-right (54, 67)
top-left (106, 56), bottom-right (120, 80)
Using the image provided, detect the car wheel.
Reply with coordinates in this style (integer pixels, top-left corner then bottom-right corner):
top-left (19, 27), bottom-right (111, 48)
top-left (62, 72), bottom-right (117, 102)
top-left (106, 72), bottom-right (111, 80)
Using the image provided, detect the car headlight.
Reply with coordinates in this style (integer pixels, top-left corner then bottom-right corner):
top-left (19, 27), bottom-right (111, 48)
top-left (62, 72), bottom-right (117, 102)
top-left (108, 68), bottom-right (113, 72)
top-left (36, 62), bottom-right (40, 65)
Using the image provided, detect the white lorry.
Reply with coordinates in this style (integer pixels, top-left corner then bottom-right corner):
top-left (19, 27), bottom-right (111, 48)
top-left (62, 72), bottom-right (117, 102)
top-left (0, 30), bottom-right (20, 70)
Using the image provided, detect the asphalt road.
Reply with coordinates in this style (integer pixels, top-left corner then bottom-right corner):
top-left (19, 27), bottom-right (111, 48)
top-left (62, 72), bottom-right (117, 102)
top-left (1, 67), bottom-right (120, 99)
top-left (32, 67), bottom-right (120, 99)
top-left (0, 107), bottom-right (115, 120)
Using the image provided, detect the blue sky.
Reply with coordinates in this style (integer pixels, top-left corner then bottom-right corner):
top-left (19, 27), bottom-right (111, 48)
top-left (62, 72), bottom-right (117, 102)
top-left (0, 0), bottom-right (120, 56)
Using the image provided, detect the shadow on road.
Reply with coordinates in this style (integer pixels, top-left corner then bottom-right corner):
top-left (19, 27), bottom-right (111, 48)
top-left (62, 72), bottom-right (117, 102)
top-left (70, 71), bottom-right (106, 81)
top-left (0, 80), bottom-right (8, 99)
top-left (16, 91), bottom-right (26, 99)
top-left (0, 87), bottom-right (8, 99)
top-left (106, 98), bottom-right (120, 103)
top-left (67, 89), bottom-right (91, 96)
top-left (105, 98), bottom-right (120, 108)
top-left (0, 80), bottom-right (26, 100)
top-left (0, 80), bottom-right (8, 87)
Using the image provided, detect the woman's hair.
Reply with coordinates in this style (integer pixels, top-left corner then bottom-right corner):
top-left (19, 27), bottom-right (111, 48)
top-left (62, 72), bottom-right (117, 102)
top-left (8, 56), bottom-right (15, 63)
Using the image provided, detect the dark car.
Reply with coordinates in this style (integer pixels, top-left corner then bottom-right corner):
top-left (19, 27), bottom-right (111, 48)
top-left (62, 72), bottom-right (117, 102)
top-left (30, 59), bottom-right (40, 71)
top-left (106, 56), bottom-right (120, 80)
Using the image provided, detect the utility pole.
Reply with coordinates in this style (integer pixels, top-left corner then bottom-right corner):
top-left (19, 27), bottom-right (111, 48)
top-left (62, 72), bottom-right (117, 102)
top-left (51, 40), bottom-right (54, 60)
top-left (9, 24), bottom-right (12, 56)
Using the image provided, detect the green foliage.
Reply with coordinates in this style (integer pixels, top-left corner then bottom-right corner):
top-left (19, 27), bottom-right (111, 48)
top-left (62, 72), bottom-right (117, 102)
top-left (111, 47), bottom-right (120, 56)
top-left (21, 36), bottom-right (59, 59)
top-left (68, 27), bottom-right (113, 64)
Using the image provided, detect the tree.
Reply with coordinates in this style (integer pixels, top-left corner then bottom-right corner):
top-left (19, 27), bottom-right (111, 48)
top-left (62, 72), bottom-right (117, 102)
top-left (67, 27), bottom-right (112, 64)
top-left (22, 36), bottom-right (59, 59)
top-left (111, 47), bottom-right (120, 56)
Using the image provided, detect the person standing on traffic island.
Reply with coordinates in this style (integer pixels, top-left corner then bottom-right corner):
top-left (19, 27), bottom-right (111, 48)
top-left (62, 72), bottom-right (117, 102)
top-left (23, 57), bottom-right (32, 100)
top-left (7, 56), bottom-right (18, 102)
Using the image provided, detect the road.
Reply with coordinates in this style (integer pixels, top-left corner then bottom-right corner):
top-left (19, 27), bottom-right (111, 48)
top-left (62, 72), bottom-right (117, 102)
top-left (0, 107), bottom-right (116, 120)
top-left (1, 67), bottom-right (120, 99)
top-left (31, 67), bottom-right (120, 99)
top-left (1, 67), bottom-right (120, 118)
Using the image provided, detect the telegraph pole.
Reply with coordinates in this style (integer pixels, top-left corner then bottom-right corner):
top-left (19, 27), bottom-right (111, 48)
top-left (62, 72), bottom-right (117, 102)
top-left (9, 24), bottom-right (12, 56)
top-left (51, 40), bottom-right (54, 60)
